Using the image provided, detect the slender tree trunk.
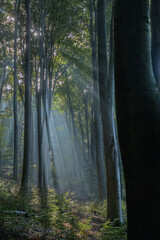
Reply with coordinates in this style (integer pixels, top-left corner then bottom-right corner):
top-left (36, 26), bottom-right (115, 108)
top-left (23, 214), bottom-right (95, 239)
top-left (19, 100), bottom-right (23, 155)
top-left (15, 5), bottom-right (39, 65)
top-left (151, 0), bottom-right (160, 89)
top-left (89, 0), bottom-right (105, 201)
top-left (97, 0), bottom-right (122, 223)
top-left (13, 0), bottom-right (20, 181)
top-left (21, 0), bottom-right (32, 190)
top-left (89, 1), bottom-right (97, 197)
top-left (90, 105), bottom-right (96, 195)
top-left (114, 0), bottom-right (160, 238)
top-left (44, 83), bottom-right (59, 191)
top-left (38, 0), bottom-right (47, 192)
top-left (0, 42), bottom-right (7, 105)
top-left (37, 92), bottom-right (43, 190)
top-left (93, 81), bottom-right (105, 201)
top-left (78, 111), bottom-right (85, 157)
top-left (66, 80), bottom-right (82, 174)
top-left (46, 115), bottom-right (59, 191)
top-left (83, 92), bottom-right (90, 161)
top-left (0, 66), bottom-right (6, 105)
top-left (38, 20), bottom-right (44, 191)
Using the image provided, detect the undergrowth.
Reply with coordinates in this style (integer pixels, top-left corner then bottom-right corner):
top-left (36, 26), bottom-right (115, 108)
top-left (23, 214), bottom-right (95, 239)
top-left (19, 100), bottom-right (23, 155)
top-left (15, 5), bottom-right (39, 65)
top-left (0, 178), bottom-right (127, 240)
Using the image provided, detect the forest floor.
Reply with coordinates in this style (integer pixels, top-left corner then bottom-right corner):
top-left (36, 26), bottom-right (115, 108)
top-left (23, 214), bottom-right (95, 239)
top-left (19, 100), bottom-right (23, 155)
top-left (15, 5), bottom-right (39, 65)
top-left (0, 177), bottom-right (127, 240)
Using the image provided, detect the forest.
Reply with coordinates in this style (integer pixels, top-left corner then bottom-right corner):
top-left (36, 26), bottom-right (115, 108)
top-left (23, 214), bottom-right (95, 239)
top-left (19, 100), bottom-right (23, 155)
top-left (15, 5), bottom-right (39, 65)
top-left (0, 0), bottom-right (160, 239)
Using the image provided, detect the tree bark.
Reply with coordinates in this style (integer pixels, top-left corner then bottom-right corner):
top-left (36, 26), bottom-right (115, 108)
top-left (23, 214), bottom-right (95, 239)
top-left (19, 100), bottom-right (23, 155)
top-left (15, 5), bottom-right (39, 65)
top-left (151, 0), bottom-right (160, 89)
top-left (97, 0), bottom-right (122, 223)
top-left (38, 0), bottom-right (44, 191)
top-left (83, 92), bottom-right (90, 161)
top-left (90, 0), bottom-right (105, 201)
top-left (13, 0), bottom-right (20, 181)
top-left (114, 0), bottom-right (160, 238)
top-left (21, 0), bottom-right (32, 190)
top-left (0, 41), bottom-right (7, 105)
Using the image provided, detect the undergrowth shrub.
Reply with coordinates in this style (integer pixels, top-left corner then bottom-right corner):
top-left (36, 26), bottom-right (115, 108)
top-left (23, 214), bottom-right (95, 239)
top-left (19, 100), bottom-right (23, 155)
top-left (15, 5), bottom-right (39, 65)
top-left (102, 220), bottom-right (127, 240)
top-left (0, 178), bottom-right (127, 240)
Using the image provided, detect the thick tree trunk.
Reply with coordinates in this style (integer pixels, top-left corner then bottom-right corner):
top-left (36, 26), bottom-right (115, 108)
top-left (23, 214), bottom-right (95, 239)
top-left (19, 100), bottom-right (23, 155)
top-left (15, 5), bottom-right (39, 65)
top-left (21, 0), bottom-right (32, 190)
top-left (114, 0), bottom-right (160, 238)
top-left (97, 0), bottom-right (122, 223)
top-left (151, 0), bottom-right (160, 89)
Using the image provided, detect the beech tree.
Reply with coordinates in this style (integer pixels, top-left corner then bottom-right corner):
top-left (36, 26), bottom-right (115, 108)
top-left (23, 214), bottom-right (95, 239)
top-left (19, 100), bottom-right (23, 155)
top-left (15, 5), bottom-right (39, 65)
top-left (13, 0), bottom-right (20, 181)
top-left (97, 0), bottom-right (122, 223)
top-left (89, 0), bottom-right (105, 200)
top-left (151, 0), bottom-right (160, 89)
top-left (114, 0), bottom-right (160, 238)
top-left (21, 0), bottom-right (32, 190)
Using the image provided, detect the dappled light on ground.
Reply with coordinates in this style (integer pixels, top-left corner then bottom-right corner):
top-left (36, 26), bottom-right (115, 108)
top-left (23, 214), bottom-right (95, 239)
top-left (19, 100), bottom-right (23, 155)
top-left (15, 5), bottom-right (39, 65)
top-left (0, 178), bottom-right (126, 240)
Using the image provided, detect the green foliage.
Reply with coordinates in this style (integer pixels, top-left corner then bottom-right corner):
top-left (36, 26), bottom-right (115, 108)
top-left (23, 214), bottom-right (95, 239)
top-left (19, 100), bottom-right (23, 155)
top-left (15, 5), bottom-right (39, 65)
top-left (102, 220), bottom-right (127, 240)
top-left (87, 200), bottom-right (107, 217)
top-left (101, 201), bottom-right (127, 240)
top-left (0, 178), bottom-right (127, 240)
top-left (121, 201), bottom-right (127, 224)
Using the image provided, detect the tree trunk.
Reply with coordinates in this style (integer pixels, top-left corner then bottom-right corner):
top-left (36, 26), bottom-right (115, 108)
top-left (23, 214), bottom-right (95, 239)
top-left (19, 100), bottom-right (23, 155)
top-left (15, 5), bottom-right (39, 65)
top-left (90, 0), bottom-right (105, 201)
top-left (151, 0), bottom-right (160, 89)
top-left (46, 114), bottom-right (59, 191)
top-left (20, 0), bottom-right (32, 190)
top-left (83, 92), bottom-right (90, 161)
top-left (97, 0), bottom-right (122, 223)
top-left (65, 76), bottom-right (82, 172)
top-left (13, 0), bottom-right (20, 181)
top-left (90, 105), bottom-right (96, 195)
top-left (37, 0), bottom-right (47, 192)
top-left (37, 92), bottom-right (43, 190)
top-left (114, 0), bottom-right (160, 238)
top-left (0, 41), bottom-right (7, 105)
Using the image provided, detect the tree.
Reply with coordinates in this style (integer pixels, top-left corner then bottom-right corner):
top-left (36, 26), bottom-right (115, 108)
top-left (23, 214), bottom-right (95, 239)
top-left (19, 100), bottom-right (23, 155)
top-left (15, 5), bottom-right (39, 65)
top-left (89, 0), bottom-right (106, 200)
top-left (21, 0), bottom-right (32, 190)
top-left (13, 0), bottom-right (20, 181)
top-left (151, 0), bottom-right (160, 89)
top-left (114, 0), bottom-right (160, 238)
top-left (97, 0), bottom-right (122, 223)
